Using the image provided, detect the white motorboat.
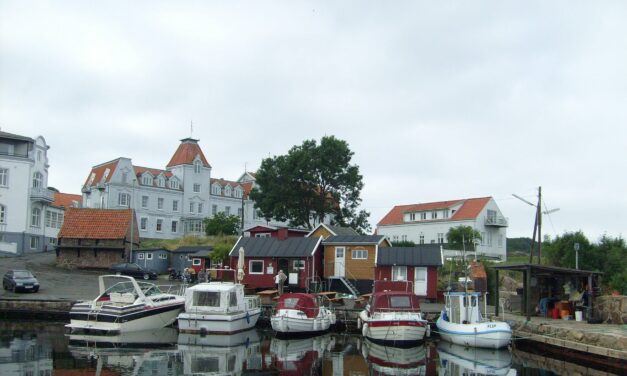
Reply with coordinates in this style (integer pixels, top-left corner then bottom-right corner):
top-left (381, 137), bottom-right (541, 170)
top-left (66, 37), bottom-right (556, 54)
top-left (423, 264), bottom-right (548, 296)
top-left (271, 293), bottom-right (336, 335)
top-left (177, 279), bottom-right (261, 334)
top-left (358, 282), bottom-right (429, 347)
top-left (438, 341), bottom-right (514, 376)
top-left (66, 275), bottom-right (185, 335)
top-left (436, 291), bottom-right (512, 349)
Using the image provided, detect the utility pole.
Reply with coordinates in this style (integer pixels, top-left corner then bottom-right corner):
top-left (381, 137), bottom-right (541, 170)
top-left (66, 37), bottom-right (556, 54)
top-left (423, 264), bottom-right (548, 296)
top-left (513, 186), bottom-right (559, 264)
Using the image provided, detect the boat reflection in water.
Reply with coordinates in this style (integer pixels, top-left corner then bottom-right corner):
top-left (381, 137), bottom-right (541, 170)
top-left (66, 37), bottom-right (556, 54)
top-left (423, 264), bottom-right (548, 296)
top-left (271, 334), bottom-right (332, 375)
top-left (437, 341), bottom-right (516, 376)
top-left (177, 329), bottom-right (264, 375)
top-left (362, 338), bottom-right (427, 375)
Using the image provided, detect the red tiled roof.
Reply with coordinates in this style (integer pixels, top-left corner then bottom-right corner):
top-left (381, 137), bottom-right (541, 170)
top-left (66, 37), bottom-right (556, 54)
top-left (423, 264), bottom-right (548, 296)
top-left (166, 138), bottom-right (211, 168)
top-left (210, 178), bottom-right (253, 198)
top-left (52, 192), bottom-right (82, 209)
top-left (83, 159), bottom-right (120, 187)
top-left (377, 197), bottom-right (492, 226)
top-left (58, 208), bottom-right (134, 240)
top-left (134, 166), bottom-right (173, 178)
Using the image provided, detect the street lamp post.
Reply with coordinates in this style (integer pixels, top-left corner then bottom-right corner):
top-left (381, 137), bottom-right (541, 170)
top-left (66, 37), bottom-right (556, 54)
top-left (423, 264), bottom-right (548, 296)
top-left (129, 179), bottom-right (136, 263)
top-left (574, 242), bottom-right (580, 270)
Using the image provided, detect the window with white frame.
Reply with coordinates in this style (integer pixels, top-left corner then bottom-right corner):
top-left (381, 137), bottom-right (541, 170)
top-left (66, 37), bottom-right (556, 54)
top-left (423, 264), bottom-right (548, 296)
top-left (293, 260), bottom-right (305, 270)
top-left (224, 185), bottom-right (232, 196)
top-left (443, 210), bottom-right (449, 219)
top-left (32, 172), bottom-right (43, 189)
top-left (138, 253), bottom-right (145, 259)
top-left (37, 150), bottom-right (42, 161)
top-left (30, 237), bottom-right (39, 250)
top-left (159, 253), bottom-right (168, 260)
top-left (156, 219), bottom-right (163, 232)
top-left (31, 208), bottom-right (41, 227)
top-left (409, 213), bottom-right (416, 221)
top-left (141, 196), bottom-right (149, 208)
top-left (172, 200), bottom-right (179, 211)
top-left (420, 212), bottom-right (427, 220)
top-left (118, 193), bottom-right (131, 207)
top-left (45, 211), bottom-right (63, 228)
top-left (194, 160), bottom-right (202, 173)
top-left (431, 211), bottom-right (438, 219)
top-left (234, 188), bottom-right (242, 198)
top-left (352, 248), bottom-right (368, 259)
top-left (212, 184), bottom-right (221, 195)
top-left (157, 197), bottom-right (164, 210)
top-left (170, 179), bottom-right (179, 189)
top-left (249, 260), bottom-right (263, 274)
top-left (225, 206), bottom-right (231, 216)
top-left (255, 233), bottom-right (271, 238)
top-left (171, 221), bottom-right (178, 233)
top-left (189, 202), bottom-right (195, 213)
top-left (157, 176), bottom-right (165, 187)
top-left (419, 234), bottom-right (425, 244)
top-left (392, 266), bottom-right (407, 281)
top-left (198, 203), bottom-right (203, 213)
top-left (212, 205), bottom-right (217, 215)
top-left (140, 217), bottom-right (148, 230)
top-left (142, 175), bottom-right (153, 185)
top-left (146, 253), bottom-right (153, 260)
top-left (193, 183), bottom-right (201, 193)
top-left (0, 168), bottom-right (8, 186)
top-left (437, 233), bottom-right (444, 244)
top-left (0, 205), bottom-right (5, 223)
top-left (192, 259), bottom-right (201, 266)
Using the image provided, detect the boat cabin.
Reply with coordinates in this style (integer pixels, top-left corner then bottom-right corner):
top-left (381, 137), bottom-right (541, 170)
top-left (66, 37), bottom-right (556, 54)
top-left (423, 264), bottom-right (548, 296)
top-left (368, 291), bottom-right (422, 314)
top-left (442, 292), bottom-right (484, 324)
top-left (185, 282), bottom-right (249, 313)
top-left (275, 293), bottom-right (321, 318)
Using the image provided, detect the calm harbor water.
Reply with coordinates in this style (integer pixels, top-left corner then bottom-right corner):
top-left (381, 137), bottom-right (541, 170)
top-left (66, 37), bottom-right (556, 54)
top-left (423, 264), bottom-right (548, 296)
top-left (0, 320), bottom-right (620, 375)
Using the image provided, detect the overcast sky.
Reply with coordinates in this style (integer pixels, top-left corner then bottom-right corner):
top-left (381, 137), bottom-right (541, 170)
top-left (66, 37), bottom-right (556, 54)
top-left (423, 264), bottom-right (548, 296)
top-left (1, 1), bottom-right (625, 241)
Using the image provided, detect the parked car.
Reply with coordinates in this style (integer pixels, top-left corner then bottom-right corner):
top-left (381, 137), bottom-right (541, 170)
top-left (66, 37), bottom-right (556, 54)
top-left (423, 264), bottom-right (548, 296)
top-left (109, 263), bottom-right (158, 280)
top-left (3, 270), bottom-right (40, 293)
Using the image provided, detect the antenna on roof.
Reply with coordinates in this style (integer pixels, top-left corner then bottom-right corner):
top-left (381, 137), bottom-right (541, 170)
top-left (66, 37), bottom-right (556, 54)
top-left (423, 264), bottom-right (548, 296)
top-left (190, 120), bottom-right (193, 138)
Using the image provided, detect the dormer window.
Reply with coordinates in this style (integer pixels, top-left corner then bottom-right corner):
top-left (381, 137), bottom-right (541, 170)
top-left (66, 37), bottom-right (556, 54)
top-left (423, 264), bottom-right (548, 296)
top-left (194, 160), bottom-right (202, 174)
top-left (431, 211), bottom-right (438, 219)
top-left (212, 184), bottom-right (221, 195)
top-left (420, 212), bottom-right (427, 220)
top-left (170, 179), bottom-right (179, 189)
top-left (88, 172), bottom-right (96, 186)
top-left (224, 185), bottom-right (232, 197)
top-left (234, 187), bottom-right (242, 198)
top-left (157, 176), bottom-right (165, 187)
top-left (142, 175), bottom-right (153, 186)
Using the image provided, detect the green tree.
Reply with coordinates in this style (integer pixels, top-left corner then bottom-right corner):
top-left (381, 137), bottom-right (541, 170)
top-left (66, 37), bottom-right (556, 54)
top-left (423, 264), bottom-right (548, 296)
top-left (446, 225), bottom-right (481, 251)
top-left (210, 242), bottom-right (234, 264)
top-left (204, 212), bottom-right (240, 236)
top-left (250, 136), bottom-right (370, 233)
top-left (542, 231), bottom-right (591, 267)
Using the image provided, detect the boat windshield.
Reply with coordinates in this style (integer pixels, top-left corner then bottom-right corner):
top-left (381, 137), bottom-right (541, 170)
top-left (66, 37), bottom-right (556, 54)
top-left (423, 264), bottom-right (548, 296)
top-left (104, 281), bottom-right (137, 295)
top-left (138, 282), bottom-right (162, 296)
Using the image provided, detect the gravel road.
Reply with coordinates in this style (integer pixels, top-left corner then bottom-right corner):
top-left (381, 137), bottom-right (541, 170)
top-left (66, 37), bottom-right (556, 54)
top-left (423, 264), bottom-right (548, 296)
top-left (0, 252), bottom-right (178, 301)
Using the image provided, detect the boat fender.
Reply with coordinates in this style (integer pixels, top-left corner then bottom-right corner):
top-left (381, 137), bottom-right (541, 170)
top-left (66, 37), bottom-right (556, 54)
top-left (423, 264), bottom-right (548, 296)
top-left (357, 318), bottom-right (361, 329)
top-left (362, 323), bottom-right (368, 337)
top-left (426, 323), bottom-right (431, 337)
top-left (246, 311), bottom-right (250, 324)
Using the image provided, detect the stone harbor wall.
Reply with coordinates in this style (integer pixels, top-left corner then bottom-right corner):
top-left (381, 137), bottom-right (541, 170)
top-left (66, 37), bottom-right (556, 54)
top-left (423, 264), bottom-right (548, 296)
top-left (593, 295), bottom-right (626, 324)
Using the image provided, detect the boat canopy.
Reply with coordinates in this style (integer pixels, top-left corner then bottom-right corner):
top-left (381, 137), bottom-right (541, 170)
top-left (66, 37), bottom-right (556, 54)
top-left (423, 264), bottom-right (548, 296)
top-left (369, 291), bottom-right (421, 313)
top-left (275, 293), bottom-right (319, 318)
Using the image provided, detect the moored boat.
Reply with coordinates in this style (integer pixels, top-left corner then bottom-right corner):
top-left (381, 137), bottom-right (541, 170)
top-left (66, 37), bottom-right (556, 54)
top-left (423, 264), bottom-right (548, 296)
top-left (437, 341), bottom-right (513, 375)
top-left (358, 281), bottom-right (429, 347)
top-left (66, 275), bottom-right (185, 335)
top-left (270, 293), bottom-right (336, 335)
top-left (177, 270), bottom-right (261, 334)
top-left (436, 291), bottom-right (512, 349)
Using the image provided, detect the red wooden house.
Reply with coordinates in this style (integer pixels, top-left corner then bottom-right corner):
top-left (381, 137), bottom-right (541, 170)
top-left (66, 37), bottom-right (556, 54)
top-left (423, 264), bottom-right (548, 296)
top-left (374, 244), bottom-right (443, 301)
top-left (228, 236), bottom-right (323, 291)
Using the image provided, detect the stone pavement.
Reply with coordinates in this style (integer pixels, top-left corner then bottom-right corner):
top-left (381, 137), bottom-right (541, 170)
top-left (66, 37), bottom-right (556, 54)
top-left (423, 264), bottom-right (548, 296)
top-left (1, 252), bottom-right (180, 301)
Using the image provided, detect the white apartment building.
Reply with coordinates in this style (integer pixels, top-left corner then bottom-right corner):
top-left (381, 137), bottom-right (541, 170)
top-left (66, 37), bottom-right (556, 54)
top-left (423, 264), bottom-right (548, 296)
top-left (81, 138), bottom-right (292, 240)
top-left (376, 197), bottom-right (508, 260)
top-left (0, 131), bottom-right (71, 254)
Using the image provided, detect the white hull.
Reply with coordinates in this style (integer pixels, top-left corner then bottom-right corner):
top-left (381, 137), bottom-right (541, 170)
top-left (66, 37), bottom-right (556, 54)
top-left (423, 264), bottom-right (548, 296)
top-left (66, 304), bottom-right (183, 334)
top-left (438, 342), bottom-right (513, 375)
top-left (436, 315), bottom-right (512, 349)
top-left (359, 310), bottom-right (428, 345)
top-left (178, 308), bottom-right (261, 334)
top-left (271, 312), bottom-right (334, 334)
